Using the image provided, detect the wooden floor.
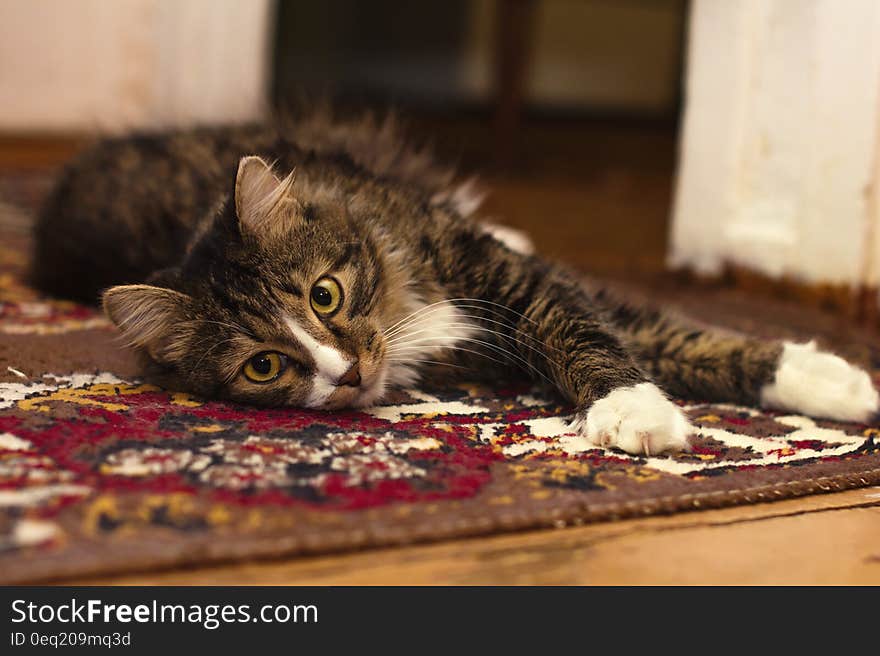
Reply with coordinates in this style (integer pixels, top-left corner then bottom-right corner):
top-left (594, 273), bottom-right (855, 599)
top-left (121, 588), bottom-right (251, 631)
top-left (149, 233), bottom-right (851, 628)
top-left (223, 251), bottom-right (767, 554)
top-left (3, 117), bottom-right (879, 585)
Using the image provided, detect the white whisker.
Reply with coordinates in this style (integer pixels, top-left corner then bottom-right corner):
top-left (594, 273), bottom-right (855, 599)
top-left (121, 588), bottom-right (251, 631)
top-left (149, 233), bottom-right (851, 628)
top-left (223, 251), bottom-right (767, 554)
top-left (384, 300), bottom-right (552, 365)
top-left (192, 319), bottom-right (257, 339)
top-left (385, 358), bottom-right (467, 369)
top-left (388, 319), bottom-right (559, 362)
top-left (387, 344), bottom-right (514, 371)
top-left (388, 322), bottom-right (561, 373)
top-left (387, 335), bottom-right (554, 385)
top-left (383, 297), bottom-right (539, 339)
top-left (190, 338), bottom-right (241, 382)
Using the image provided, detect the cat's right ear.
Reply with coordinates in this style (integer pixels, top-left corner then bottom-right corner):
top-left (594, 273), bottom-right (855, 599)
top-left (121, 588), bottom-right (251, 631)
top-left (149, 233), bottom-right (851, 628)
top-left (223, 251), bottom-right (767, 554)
top-left (234, 156), bottom-right (297, 238)
top-left (102, 284), bottom-right (191, 363)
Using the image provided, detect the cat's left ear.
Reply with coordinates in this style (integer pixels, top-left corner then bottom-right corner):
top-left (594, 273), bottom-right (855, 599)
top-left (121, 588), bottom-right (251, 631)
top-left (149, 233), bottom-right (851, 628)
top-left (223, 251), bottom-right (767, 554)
top-left (102, 284), bottom-right (192, 364)
top-left (234, 156), bottom-right (298, 238)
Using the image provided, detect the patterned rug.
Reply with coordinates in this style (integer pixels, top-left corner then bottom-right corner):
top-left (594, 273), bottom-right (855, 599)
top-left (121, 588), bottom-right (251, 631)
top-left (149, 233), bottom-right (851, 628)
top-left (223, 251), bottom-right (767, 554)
top-left (2, 173), bottom-right (880, 583)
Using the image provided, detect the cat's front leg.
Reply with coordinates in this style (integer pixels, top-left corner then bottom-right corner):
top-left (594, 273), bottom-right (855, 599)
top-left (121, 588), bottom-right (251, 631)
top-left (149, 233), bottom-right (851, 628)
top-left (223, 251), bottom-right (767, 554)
top-left (531, 309), bottom-right (694, 455)
top-left (440, 228), bottom-right (692, 455)
top-left (516, 280), bottom-right (692, 455)
top-left (491, 283), bottom-right (692, 455)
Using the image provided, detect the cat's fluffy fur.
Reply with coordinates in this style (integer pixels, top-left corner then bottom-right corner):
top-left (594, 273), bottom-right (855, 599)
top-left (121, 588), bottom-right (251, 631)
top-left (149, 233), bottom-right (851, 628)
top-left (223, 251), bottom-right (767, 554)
top-left (32, 110), bottom-right (879, 454)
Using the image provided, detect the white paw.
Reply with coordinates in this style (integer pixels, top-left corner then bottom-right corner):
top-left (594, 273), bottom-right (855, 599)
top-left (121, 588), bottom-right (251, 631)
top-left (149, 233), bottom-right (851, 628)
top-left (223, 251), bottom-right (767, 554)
top-left (571, 382), bottom-right (692, 455)
top-left (761, 341), bottom-right (879, 423)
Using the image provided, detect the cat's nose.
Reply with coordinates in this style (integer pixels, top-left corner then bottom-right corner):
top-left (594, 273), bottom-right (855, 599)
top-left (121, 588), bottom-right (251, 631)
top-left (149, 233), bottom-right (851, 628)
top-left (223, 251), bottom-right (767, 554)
top-left (337, 362), bottom-right (361, 387)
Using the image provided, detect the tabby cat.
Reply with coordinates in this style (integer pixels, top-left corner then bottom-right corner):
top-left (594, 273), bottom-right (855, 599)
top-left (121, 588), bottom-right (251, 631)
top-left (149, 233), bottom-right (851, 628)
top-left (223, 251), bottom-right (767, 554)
top-left (32, 111), bottom-right (878, 455)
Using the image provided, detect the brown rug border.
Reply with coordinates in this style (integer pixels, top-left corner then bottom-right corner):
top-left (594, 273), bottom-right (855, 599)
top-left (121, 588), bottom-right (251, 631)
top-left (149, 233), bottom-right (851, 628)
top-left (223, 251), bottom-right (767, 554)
top-left (6, 459), bottom-right (879, 585)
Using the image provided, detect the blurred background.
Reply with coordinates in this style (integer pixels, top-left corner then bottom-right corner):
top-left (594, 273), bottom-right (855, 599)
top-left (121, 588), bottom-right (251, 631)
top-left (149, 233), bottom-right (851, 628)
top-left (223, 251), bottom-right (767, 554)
top-left (2, 0), bottom-right (880, 325)
top-left (0, 0), bottom-right (686, 281)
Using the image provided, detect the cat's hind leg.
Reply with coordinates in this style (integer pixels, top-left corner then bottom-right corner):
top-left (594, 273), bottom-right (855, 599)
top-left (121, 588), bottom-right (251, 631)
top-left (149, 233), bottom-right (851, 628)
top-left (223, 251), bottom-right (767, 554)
top-left (614, 304), bottom-right (879, 423)
top-left (761, 340), bottom-right (878, 422)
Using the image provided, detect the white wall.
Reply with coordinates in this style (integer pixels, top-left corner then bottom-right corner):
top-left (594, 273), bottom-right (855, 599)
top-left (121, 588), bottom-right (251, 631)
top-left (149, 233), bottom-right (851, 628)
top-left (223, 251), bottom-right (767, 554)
top-left (670, 0), bottom-right (880, 287)
top-left (0, 0), bottom-right (275, 132)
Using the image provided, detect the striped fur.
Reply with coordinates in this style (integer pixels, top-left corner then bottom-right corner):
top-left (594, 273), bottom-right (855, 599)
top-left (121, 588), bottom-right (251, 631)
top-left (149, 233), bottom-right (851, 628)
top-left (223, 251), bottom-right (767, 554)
top-left (32, 110), bottom-right (876, 451)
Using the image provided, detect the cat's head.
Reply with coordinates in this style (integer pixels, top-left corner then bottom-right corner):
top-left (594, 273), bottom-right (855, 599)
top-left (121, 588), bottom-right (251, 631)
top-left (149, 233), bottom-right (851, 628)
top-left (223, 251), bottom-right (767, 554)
top-left (102, 156), bottom-right (417, 409)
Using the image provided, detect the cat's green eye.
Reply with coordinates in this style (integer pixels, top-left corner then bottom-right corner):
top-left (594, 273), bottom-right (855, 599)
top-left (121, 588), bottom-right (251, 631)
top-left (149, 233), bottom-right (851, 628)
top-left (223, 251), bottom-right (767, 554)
top-left (243, 352), bottom-right (286, 383)
top-left (310, 277), bottom-right (342, 316)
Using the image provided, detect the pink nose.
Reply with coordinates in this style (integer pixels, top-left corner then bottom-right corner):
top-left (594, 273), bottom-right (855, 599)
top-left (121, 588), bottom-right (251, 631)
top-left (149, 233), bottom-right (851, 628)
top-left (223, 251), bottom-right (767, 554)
top-left (337, 362), bottom-right (361, 387)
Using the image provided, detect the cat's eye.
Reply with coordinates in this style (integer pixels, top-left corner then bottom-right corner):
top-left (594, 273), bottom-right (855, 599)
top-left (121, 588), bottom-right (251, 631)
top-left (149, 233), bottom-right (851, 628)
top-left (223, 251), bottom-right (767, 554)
top-left (310, 277), bottom-right (342, 316)
top-left (243, 352), bottom-right (286, 383)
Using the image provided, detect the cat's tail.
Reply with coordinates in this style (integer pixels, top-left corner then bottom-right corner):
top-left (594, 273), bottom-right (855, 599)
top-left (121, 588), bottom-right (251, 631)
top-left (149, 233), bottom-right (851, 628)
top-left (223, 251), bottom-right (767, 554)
top-left (609, 301), bottom-right (879, 423)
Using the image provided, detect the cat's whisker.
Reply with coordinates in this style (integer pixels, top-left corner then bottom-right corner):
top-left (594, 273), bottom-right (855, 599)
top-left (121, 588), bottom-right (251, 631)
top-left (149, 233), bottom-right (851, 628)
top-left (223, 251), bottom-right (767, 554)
top-left (387, 322), bottom-right (561, 372)
top-left (189, 338), bottom-right (241, 382)
top-left (383, 305), bottom-right (487, 342)
top-left (383, 298), bottom-right (486, 337)
top-left (191, 319), bottom-right (257, 339)
top-left (456, 323), bottom-right (562, 369)
top-left (382, 298), bottom-right (458, 337)
top-left (439, 307), bottom-right (563, 353)
top-left (448, 297), bottom-right (541, 325)
top-left (387, 312), bottom-right (559, 356)
top-left (383, 297), bottom-right (518, 338)
top-left (385, 358), bottom-right (467, 369)
top-left (384, 299), bottom-right (552, 351)
top-left (186, 331), bottom-right (244, 355)
top-left (391, 342), bottom-right (541, 377)
top-left (386, 309), bottom-right (561, 364)
top-left (386, 335), bottom-right (554, 386)
top-left (383, 301), bottom-right (500, 341)
top-left (386, 344), bottom-right (513, 371)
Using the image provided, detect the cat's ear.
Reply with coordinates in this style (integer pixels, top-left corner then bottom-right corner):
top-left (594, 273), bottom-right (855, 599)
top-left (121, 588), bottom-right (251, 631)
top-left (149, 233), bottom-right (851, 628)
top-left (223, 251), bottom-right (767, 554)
top-left (102, 284), bottom-right (191, 363)
top-left (234, 156), bottom-right (297, 237)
